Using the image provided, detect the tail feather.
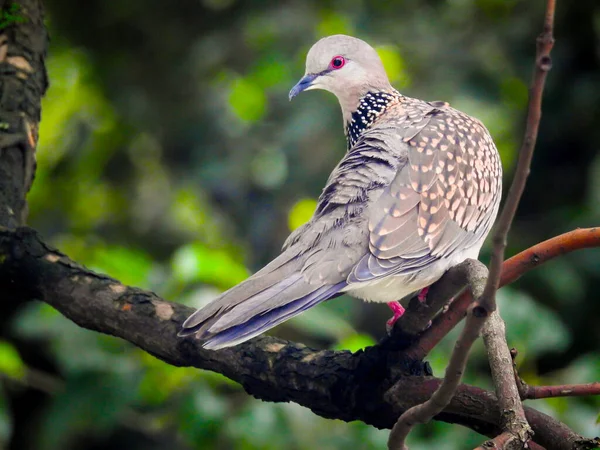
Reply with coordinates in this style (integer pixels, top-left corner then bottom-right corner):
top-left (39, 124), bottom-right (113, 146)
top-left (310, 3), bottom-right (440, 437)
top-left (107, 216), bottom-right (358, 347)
top-left (208, 274), bottom-right (305, 333)
top-left (179, 265), bottom-right (346, 349)
top-left (179, 251), bottom-right (300, 333)
top-left (201, 281), bottom-right (346, 350)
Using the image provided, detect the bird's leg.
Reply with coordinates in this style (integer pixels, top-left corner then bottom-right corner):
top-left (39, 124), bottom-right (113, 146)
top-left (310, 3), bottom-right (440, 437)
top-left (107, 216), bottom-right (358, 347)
top-left (417, 286), bottom-right (429, 303)
top-left (386, 301), bottom-right (405, 335)
top-left (386, 287), bottom-right (430, 335)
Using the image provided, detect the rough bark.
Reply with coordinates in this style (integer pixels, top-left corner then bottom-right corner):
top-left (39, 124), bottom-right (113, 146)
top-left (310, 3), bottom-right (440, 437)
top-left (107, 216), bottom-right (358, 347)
top-left (0, 0), bottom-right (47, 227)
top-left (0, 227), bottom-right (596, 450)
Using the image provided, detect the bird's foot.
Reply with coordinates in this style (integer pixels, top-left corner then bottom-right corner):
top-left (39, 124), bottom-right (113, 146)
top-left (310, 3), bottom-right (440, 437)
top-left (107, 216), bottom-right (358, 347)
top-left (417, 286), bottom-right (429, 303)
top-left (386, 301), bottom-right (406, 335)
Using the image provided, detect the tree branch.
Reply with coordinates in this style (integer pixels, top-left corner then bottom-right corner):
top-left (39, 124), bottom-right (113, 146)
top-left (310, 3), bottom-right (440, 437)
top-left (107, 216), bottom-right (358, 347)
top-left (385, 379), bottom-right (597, 450)
top-left (407, 227), bottom-right (600, 361)
top-left (0, 0), bottom-right (47, 227)
top-left (482, 312), bottom-right (532, 449)
top-left (0, 226), bottom-right (594, 449)
top-left (389, 1), bottom-right (557, 447)
top-left (510, 349), bottom-right (600, 400)
top-left (387, 262), bottom-right (488, 450)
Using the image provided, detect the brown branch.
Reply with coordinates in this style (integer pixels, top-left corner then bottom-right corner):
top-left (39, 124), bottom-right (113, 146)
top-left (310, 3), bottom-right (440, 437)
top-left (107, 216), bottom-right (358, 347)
top-left (388, 269), bottom-right (488, 450)
top-left (407, 227), bottom-right (600, 361)
top-left (475, 432), bottom-right (519, 450)
top-left (385, 379), bottom-right (597, 450)
top-left (482, 312), bottom-right (532, 448)
top-left (478, 0), bottom-right (555, 311)
top-left (0, 0), bottom-right (47, 227)
top-left (390, 1), bottom-right (557, 447)
top-left (470, 1), bottom-right (556, 446)
top-left (522, 383), bottom-right (600, 400)
top-left (501, 227), bottom-right (600, 287)
top-left (474, 432), bottom-right (548, 450)
top-left (510, 349), bottom-right (600, 400)
top-left (0, 226), bottom-right (593, 449)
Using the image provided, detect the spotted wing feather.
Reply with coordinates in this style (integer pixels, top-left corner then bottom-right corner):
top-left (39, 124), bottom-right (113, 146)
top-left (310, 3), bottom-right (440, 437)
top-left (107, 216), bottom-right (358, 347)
top-left (349, 101), bottom-right (502, 283)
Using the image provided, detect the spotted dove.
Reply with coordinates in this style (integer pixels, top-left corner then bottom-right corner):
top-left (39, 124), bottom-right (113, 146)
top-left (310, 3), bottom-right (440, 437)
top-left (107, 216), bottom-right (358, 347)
top-left (179, 35), bottom-right (502, 349)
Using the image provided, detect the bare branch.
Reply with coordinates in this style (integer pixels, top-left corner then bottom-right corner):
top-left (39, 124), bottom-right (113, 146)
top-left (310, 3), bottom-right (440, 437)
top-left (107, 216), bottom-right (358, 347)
top-left (479, 0), bottom-right (555, 312)
top-left (389, 1), bottom-right (558, 447)
top-left (474, 432), bottom-right (546, 450)
top-left (387, 264), bottom-right (488, 450)
top-left (482, 312), bottom-right (532, 448)
top-left (523, 383), bottom-right (600, 401)
top-left (0, 226), bottom-right (592, 448)
top-left (469, 1), bottom-right (556, 446)
top-left (385, 379), bottom-right (595, 450)
top-left (407, 227), bottom-right (600, 361)
top-left (510, 349), bottom-right (600, 400)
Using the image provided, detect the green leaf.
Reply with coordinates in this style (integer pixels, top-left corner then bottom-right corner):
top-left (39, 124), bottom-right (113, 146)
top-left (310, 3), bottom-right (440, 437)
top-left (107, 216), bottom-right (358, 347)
top-left (0, 340), bottom-right (25, 379)
top-left (288, 198), bottom-right (317, 231)
top-left (172, 242), bottom-right (249, 289)
top-left (316, 10), bottom-right (353, 37)
top-left (376, 46), bottom-right (409, 87)
top-left (228, 77), bottom-right (267, 122)
top-left (333, 333), bottom-right (376, 352)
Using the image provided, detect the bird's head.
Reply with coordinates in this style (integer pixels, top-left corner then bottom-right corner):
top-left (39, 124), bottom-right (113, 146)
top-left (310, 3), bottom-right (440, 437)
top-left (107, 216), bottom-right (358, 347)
top-left (289, 35), bottom-right (393, 121)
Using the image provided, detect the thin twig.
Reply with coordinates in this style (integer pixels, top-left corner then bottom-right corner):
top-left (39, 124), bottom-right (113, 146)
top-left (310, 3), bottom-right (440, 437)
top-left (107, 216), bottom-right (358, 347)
top-left (471, 1), bottom-right (555, 446)
top-left (477, 0), bottom-right (555, 312)
top-left (523, 382), bottom-right (600, 400)
top-left (510, 348), bottom-right (600, 400)
top-left (388, 1), bottom-right (556, 448)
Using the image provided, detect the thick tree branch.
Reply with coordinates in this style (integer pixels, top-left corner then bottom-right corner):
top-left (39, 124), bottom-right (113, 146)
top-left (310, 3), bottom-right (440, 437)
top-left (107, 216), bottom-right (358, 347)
top-left (0, 226), bottom-right (595, 449)
top-left (385, 380), bottom-right (597, 450)
top-left (0, 0), bottom-right (47, 227)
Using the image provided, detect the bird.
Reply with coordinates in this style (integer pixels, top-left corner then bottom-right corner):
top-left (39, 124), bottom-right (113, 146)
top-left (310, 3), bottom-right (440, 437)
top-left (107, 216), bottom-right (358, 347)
top-left (179, 34), bottom-right (502, 350)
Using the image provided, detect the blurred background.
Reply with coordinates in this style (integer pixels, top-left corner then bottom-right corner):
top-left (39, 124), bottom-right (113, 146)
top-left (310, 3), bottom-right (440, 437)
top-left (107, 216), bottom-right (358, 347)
top-left (0, 0), bottom-right (598, 449)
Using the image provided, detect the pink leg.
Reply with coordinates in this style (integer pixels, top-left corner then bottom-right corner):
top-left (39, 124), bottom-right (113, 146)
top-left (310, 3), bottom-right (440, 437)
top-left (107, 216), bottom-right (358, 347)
top-left (386, 301), bottom-right (405, 334)
top-left (417, 286), bottom-right (429, 303)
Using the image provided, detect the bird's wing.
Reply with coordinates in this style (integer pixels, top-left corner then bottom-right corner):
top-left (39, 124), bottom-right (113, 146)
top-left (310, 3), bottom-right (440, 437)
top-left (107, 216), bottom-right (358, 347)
top-left (180, 118), bottom-right (398, 348)
top-left (349, 103), bottom-right (502, 283)
top-left (179, 246), bottom-right (348, 349)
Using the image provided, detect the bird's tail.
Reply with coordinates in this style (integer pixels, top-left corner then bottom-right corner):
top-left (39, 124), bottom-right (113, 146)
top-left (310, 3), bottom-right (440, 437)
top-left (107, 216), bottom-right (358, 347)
top-left (178, 253), bottom-right (346, 349)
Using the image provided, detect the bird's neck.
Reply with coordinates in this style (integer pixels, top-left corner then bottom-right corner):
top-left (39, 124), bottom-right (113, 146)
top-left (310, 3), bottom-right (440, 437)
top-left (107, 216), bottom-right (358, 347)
top-left (345, 90), bottom-right (402, 149)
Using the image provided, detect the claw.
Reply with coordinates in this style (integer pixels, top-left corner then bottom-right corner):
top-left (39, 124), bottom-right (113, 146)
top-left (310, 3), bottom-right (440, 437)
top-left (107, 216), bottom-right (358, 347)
top-left (386, 301), bottom-right (405, 335)
top-left (417, 286), bottom-right (429, 303)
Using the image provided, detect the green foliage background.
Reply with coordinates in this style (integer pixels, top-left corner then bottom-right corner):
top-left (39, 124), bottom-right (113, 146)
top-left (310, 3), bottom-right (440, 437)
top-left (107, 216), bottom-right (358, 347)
top-left (1, 0), bottom-right (599, 449)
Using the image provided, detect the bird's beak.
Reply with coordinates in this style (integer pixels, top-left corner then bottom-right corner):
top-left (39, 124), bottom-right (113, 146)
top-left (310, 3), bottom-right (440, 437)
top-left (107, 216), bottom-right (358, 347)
top-left (289, 73), bottom-right (318, 101)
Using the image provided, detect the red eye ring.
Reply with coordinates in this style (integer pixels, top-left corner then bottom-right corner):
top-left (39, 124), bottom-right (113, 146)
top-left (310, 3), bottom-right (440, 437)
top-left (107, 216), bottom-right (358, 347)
top-left (330, 55), bottom-right (346, 70)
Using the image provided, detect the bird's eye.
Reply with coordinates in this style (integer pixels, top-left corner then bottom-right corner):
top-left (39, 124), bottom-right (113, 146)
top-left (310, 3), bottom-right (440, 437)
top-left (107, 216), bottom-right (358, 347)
top-left (330, 56), bottom-right (346, 70)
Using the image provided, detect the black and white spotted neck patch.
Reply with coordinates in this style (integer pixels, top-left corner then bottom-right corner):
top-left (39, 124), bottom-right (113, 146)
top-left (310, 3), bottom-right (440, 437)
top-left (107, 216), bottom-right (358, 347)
top-left (345, 90), bottom-right (402, 149)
